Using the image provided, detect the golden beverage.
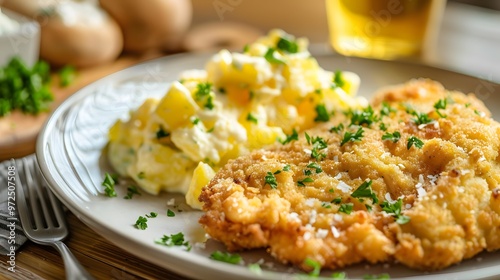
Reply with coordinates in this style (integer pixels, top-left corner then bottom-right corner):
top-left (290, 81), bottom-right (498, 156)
top-left (326, 0), bottom-right (446, 60)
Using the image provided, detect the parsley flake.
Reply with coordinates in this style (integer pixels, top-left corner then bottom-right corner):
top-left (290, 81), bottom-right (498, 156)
top-left (434, 98), bottom-right (447, 118)
top-left (411, 111), bottom-right (432, 126)
top-left (276, 37), bottom-right (299, 53)
top-left (380, 102), bottom-right (396, 117)
top-left (305, 133), bottom-right (328, 160)
top-left (382, 131), bottom-right (401, 143)
top-left (210, 251), bottom-right (242, 264)
top-left (331, 197), bottom-right (342, 204)
top-left (246, 113), bottom-right (258, 124)
top-left (339, 203), bottom-right (353, 214)
top-left (340, 127), bottom-right (364, 146)
top-left (155, 232), bottom-right (191, 250)
top-left (304, 258), bottom-right (321, 277)
top-left (135, 216), bottom-right (148, 230)
top-left (102, 172), bottom-right (117, 197)
top-left (351, 180), bottom-right (378, 203)
top-left (124, 185), bottom-right (141, 199)
top-left (297, 177), bottom-right (314, 187)
top-left (407, 136), bottom-right (424, 149)
top-left (265, 171), bottom-right (278, 189)
top-left (156, 126), bottom-right (170, 139)
top-left (330, 123), bottom-right (344, 134)
top-left (314, 104), bottom-right (330, 122)
top-left (331, 70), bottom-right (345, 89)
top-left (146, 212), bottom-right (158, 218)
top-left (349, 106), bottom-right (377, 127)
top-left (363, 273), bottom-right (391, 279)
top-left (332, 271), bottom-right (347, 279)
top-left (167, 209), bottom-right (176, 217)
top-left (380, 198), bottom-right (410, 224)
top-left (307, 162), bottom-right (323, 173)
top-left (264, 48), bottom-right (285, 64)
top-left (280, 128), bottom-right (299, 145)
top-left (283, 164), bottom-right (291, 171)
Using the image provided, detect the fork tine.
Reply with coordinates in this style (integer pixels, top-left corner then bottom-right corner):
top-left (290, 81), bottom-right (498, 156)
top-left (14, 159), bottom-right (32, 232)
top-left (22, 157), bottom-right (46, 230)
top-left (40, 166), bottom-right (66, 229)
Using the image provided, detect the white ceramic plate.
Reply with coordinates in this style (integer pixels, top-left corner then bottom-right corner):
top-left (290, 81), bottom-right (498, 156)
top-left (37, 52), bottom-right (500, 280)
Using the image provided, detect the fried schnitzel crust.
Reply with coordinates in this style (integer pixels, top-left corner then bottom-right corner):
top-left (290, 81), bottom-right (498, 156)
top-left (199, 79), bottom-right (500, 271)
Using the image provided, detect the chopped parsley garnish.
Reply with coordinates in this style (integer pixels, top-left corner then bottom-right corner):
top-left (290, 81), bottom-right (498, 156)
top-left (380, 198), bottom-right (410, 224)
top-left (156, 126), bottom-right (170, 139)
top-left (297, 177), bottom-right (314, 187)
top-left (276, 37), bottom-right (299, 53)
top-left (58, 65), bottom-right (76, 87)
top-left (242, 44), bottom-right (249, 53)
top-left (124, 185), bottom-right (141, 199)
top-left (135, 216), bottom-right (148, 230)
top-left (330, 123), bottom-right (344, 134)
top-left (280, 128), bottom-right (299, 145)
top-left (195, 82), bottom-right (215, 110)
top-left (146, 212), bottom-right (158, 218)
top-left (339, 203), bottom-right (353, 214)
top-left (331, 197), bottom-right (342, 204)
top-left (155, 232), bottom-right (191, 250)
top-left (264, 48), bottom-right (285, 64)
top-left (283, 164), bottom-right (291, 171)
top-left (246, 113), bottom-right (258, 124)
top-left (248, 263), bottom-right (262, 275)
top-left (307, 162), bottom-right (323, 173)
top-left (411, 111), bottom-right (432, 126)
top-left (102, 172), bottom-right (117, 197)
top-left (167, 209), bottom-right (176, 217)
top-left (191, 117), bottom-right (200, 125)
top-left (195, 82), bottom-right (212, 100)
top-left (210, 251), bottom-right (242, 264)
top-left (363, 273), bottom-right (391, 279)
top-left (349, 106), bottom-right (377, 127)
top-left (332, 272), bottom-right (347, 279)
top-left (0, 57), bottom-right (54, 116)
top-left (137, 171), bottom-right (146, 179)
top-left (321, 202), bottom-right (332, 208)
top-left (204, 95), bottom-right (215, 110)
top-left (380, 102), bottom-right (396, 117)
top-left (304, 258), bottom-right (321, 277)
top-left (340, 127), bottom-right (364, 146)
top-left (434, 98), bottom-right (447, 117)
top-left (379, 122), bottom-right (388, 131)
top-left (314, 104), bottom-right (330, 122)
top-left (305, 133), bottom-right (328, 160)
top-left (265, 171), bottom-right (279, 189)
top-left (382, 131), bottom-right (401, 143)
top-left (331, 70), bottom-right (345, 89)
top-left (351, 180), bottom-right (378, 203)
top-left (407, 136), bottom-right (424, 149)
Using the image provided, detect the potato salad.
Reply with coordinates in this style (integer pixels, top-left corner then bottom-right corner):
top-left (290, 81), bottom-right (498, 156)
top-left (107, 29), bottom-right (366, 209)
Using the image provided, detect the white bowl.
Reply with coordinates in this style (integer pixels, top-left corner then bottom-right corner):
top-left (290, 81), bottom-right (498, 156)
top-left (0, 8), bottom-right (40, 67)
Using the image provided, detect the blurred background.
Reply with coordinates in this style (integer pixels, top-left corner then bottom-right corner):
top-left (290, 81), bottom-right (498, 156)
top-left (1, 0), bottom-right (499, 78)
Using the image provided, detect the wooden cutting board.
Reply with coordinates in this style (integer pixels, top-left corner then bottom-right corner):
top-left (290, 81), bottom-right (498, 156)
top-left (0, 51), bottom-right (164, 161)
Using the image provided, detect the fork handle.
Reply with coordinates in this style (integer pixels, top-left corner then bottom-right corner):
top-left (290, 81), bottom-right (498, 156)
top-left (52, 241), bottom-right (95, 280)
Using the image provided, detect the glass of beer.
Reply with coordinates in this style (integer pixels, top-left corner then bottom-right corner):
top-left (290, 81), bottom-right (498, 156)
top-left (326, 0), bottom-right (446, 60)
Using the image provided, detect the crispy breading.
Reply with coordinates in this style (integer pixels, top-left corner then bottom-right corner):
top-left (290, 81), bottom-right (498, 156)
top-left (198, 79), bottom-right (500, 271)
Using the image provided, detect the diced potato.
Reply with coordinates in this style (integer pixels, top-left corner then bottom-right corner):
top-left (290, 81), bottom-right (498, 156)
top-left (185, 162), bottom-right (216, 210)
top-left (155, 81), bottom-right (199, 130)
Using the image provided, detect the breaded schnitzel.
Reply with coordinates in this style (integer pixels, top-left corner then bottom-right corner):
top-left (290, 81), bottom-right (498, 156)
top-left (199, 79), bottom-right (500, 271)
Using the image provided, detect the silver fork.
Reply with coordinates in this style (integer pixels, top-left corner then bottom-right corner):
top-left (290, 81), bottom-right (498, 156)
top-left (15, 155), bottom-right (94, 280)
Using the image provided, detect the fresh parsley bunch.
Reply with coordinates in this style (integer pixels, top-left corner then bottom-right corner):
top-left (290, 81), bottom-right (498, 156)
top-left (0, 56), bottom-right (54, 116)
